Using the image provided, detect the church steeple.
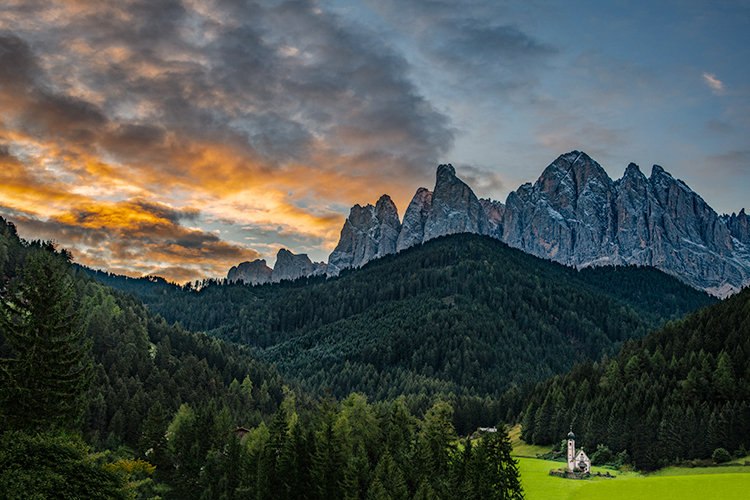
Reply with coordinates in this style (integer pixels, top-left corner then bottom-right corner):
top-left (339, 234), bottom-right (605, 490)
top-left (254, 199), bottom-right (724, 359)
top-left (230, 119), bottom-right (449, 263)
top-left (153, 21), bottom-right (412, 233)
top-left (567, 429), bottom-right (576, 471)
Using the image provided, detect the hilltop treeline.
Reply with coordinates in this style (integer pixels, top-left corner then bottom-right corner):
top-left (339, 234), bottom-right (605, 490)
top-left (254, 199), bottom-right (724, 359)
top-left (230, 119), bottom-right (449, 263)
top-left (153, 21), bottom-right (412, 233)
top-left (136, 234), bottom-right (713, 416)
top-left (521, 285), bottom-right (750, 470)
top-left (1, 217), bottom-right (288, 446)
top-left (0, 218), bottom-right (281, 497)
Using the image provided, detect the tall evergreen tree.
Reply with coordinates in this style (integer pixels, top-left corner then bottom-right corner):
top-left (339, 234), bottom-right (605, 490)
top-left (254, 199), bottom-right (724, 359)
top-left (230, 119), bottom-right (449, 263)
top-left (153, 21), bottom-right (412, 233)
top-left (417, 402), bottom-right (457, 497)
top-left (0, 247), bottom-right (92, 431)
top-left (474, 427), bottom-right (524, 500)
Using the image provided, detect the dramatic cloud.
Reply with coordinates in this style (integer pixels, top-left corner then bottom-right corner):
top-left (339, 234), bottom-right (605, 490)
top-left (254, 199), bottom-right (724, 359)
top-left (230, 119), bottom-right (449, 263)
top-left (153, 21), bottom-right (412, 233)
top-left (0, 197), bottom-right (262, 283)
top-left (0, 0), bottom-right (454, 281)
top-left (1, 0), bottom-right (748, 278)
top-left (363, 0), bottom-right (555, 93)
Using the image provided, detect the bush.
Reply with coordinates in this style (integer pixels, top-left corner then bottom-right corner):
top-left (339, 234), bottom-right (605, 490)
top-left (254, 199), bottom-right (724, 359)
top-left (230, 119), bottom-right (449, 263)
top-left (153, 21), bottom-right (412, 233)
top-left (712, 447), bottom-right (732, 464)
top-left (591, 444), bottom-right (614, 465)
top-left (0, 431), bottom-right (129, 499)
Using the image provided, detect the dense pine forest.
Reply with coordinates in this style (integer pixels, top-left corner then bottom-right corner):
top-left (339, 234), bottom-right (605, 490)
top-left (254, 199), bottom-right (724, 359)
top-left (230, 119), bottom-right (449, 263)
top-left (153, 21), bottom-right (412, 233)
top-left (0, 216), bottom-right (524, 499)
top-left (123, 234), bottom-right (714, 412)
top-left (520, 285), bottom-right (750, 471)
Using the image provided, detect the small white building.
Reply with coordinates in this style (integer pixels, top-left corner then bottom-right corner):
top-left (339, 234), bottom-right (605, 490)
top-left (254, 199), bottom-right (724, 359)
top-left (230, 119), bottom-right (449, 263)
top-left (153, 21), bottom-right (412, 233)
top-left (574, 450), bottom-right (591, 473)
top-left (566, 430), bottom-right (591, 473)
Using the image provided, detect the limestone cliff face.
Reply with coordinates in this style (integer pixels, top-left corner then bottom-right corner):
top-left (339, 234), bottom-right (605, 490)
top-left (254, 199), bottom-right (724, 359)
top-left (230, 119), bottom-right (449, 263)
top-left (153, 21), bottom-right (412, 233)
top-left (502, 151), bottom-right (617, 265)
top-left (631, 165), bottom-right (740, 296)
top-left (326, 194), bottom-right (401, 276)
top-left (230, 152), bottom-right (748, 296)
top-left (227, 259), bottom-right (273, 285)
top-left (500, 151), bottom-right (749, 297)
top-left (271, 248), bottom-right (325, 282)
top-left (480, 199), bottom-right (505, 239)
top-left (423, 164), bottom-right (490, 241)
top-left (725, 209), bottom-right (750, 245)
top-left (328, 164), bottom-right (491, 274)
top-left (397, 187), bottom-right (432, 252)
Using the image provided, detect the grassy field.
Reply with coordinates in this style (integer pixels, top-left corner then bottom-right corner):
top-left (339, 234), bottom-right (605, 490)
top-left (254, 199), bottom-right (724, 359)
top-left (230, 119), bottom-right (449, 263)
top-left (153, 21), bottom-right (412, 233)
top-left (650, 465), bottom-right (750, 476)
top-left (569, 472), bottom-right (750, 499)
top-left (517, 457), bottom-right (750, 500)
top-left (516, 457), bottom-right (640, 500)
top-left (508, 424), bottom-right (554, 457)
top-left (512, 431), bottom-right (750, 499)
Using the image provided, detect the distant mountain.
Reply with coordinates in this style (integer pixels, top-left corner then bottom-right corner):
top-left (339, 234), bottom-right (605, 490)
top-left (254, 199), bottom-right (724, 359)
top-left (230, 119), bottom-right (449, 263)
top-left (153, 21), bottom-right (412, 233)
top-left (325, 151), bottom-right (750, 297)
top-left (228, 259), bottom-right (272, 285)
top-left (327, 194), bottom-right (401, 276)
top-left (229, 248), bottom-right (326, 285)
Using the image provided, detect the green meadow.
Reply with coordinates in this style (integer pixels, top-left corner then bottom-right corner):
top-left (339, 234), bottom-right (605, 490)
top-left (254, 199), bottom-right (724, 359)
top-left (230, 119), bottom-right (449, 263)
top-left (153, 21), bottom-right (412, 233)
top-left (507, 424), bottom-right (551, 457)
top-left (517, 457), bottom-right (750, 500)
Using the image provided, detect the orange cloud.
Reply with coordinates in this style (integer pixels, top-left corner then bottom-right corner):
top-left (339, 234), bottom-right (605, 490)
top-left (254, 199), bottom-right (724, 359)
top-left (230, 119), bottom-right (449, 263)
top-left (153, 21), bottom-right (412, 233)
top-left (4, 198), bottom-right (262, 283)
top-left (0, 0), bottom-right (454, 282)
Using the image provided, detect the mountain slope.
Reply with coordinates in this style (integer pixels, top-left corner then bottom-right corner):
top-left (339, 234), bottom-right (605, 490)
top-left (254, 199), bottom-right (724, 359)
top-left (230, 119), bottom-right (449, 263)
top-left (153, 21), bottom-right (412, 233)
top-left (1, 216), bottom-right (286, 448)
top-left (519, 285), bottom-right (750, 470)
top-left (142, 233), bottom-right (715, 402)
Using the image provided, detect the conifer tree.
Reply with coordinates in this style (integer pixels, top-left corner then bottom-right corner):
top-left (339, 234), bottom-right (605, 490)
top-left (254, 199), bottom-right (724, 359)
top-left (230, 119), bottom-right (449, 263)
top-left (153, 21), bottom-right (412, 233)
top-left (261, 405), bottom-right (291, 500)
top-left (475, 427), bottom-right (524, 500)
top-left (369, 450), bottom-right (408, 500)
top-left (417, 402), bottom-right (457, 497)
top-left (0, 247), bottom-right (92, 431)
top-left (412, 478), bottom-right (437, 500)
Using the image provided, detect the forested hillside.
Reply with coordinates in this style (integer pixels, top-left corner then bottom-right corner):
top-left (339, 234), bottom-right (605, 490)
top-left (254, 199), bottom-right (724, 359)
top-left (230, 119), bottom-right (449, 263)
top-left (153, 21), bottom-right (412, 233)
top-left (132, 234), bottom-right (714, 417)
top-left (0, 218), bottom-right (286, 448)
top-left (520, 285), bottom-right (750, 471)
top-left (1, 216), bottom-right (525, 499)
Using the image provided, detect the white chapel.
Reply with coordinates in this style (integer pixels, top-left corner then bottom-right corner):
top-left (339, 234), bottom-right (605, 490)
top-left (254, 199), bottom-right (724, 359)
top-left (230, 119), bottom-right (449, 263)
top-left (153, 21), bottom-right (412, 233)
top-left (566, 430), bottom-right (591, 473)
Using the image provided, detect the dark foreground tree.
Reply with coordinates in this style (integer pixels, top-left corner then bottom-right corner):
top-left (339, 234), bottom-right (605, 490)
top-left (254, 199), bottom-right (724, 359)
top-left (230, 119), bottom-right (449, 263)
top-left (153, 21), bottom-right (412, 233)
top-left (0, 431), bottom-right (129, 500)
top-left (0, 247), bottom-right (92, 431)
top-left (473, 427), bottom-right (524, 500)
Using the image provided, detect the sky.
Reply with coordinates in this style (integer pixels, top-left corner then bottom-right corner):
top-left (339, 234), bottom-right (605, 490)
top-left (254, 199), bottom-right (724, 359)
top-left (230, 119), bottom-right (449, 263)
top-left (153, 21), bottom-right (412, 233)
top-left (1, 0), bottom-right (748, 283)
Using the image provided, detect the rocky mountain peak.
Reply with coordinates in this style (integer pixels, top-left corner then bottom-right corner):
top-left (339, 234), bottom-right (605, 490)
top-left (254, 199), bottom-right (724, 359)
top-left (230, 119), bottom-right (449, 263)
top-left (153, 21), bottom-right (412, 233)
top-left (397, 187), bottom-right (433, 252)
top-left (536, 151), bottom-right (613, 215)
top-left (229, 150), bottom-right (749, 297)
top-left (727, 208), bottom-right (750, 245)
top-left (436, 163), bottom-right (456, 178)
top-left (327, 163), bottom-right (491, 273)
top-left (375, 194), bottom-right (399, 221)
top-left (227, 259), bottom-right (273, 285)
top-left (623, 162), bottom-right (645, 180)
top-left (499, 151), bottom-right (750, 295)
top-left (272, 248), bottom-right (324, 282)
top-left (326, 194), bottom-right (402, 275)
top-left (424, 163), bottom-right (489, 241)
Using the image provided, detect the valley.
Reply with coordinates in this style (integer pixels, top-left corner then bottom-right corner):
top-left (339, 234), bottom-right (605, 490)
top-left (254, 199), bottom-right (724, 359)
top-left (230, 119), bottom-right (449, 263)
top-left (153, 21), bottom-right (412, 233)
top-left (2, 211), bottom-right (748, 499)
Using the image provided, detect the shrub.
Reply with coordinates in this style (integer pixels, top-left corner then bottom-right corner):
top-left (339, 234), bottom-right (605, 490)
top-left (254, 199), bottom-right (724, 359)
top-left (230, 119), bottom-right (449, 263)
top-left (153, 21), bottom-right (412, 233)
top-left (712, 448), bottom-right (732, 464)
top-left (591, 444), bottom-right (614, 465)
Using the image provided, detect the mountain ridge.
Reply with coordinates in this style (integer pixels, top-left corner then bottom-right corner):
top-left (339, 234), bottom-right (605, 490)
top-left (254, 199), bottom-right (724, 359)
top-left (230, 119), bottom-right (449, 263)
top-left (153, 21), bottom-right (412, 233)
top-left (255, 151), bottom-right (746, 297)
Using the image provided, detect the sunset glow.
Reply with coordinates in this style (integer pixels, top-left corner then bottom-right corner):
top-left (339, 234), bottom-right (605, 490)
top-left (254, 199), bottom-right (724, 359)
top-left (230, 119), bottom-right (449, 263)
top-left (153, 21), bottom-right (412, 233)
top-left (1, 1), bottom-right (748, 283)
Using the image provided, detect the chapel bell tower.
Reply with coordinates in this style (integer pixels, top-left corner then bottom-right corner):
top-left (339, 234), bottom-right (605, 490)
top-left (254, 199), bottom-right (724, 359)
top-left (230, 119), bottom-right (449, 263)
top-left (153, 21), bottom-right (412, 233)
top-left (566, 430), bottom-right (576, 471)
